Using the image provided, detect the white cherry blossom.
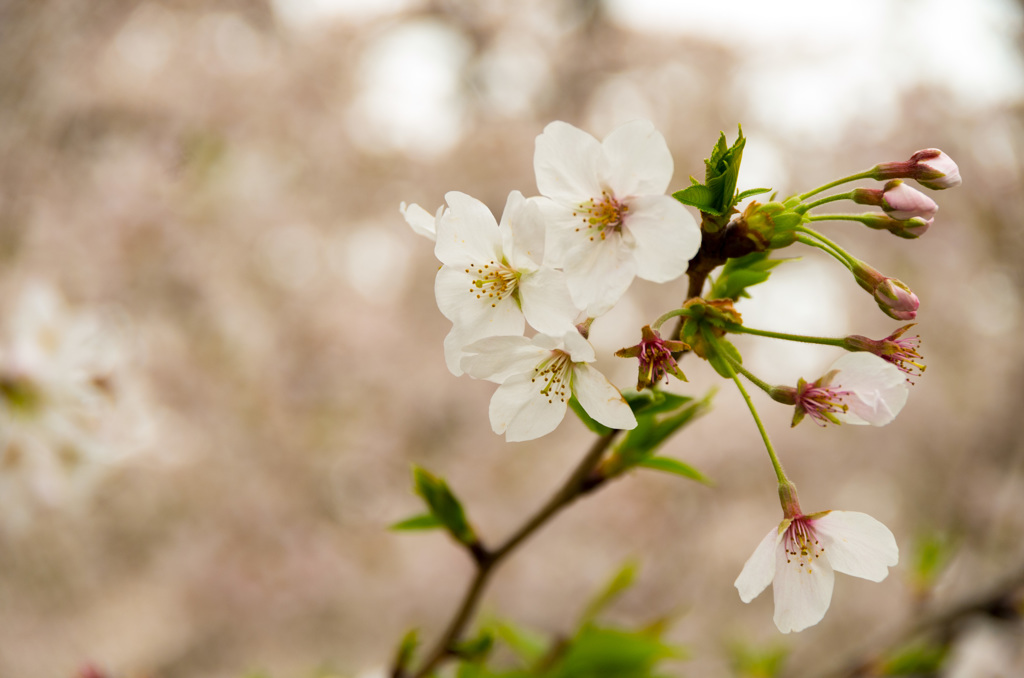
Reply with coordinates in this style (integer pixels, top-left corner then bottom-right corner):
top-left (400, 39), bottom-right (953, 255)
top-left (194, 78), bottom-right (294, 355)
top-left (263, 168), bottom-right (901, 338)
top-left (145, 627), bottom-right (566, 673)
top-left (789, 352), bottom-right (909, 427)
top-left (533, 119), bottom-right (701, 316)
top-left (434, 190), bottom-right (579, 376)
top-left (460, 330), bottom-right (636, 442)
top-left (735, 508), bottom-right (898, 633)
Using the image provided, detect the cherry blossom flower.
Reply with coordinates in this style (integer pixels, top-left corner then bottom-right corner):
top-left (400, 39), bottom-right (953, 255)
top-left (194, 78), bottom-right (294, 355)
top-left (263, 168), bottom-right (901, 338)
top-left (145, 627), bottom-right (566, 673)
top-left (399, 201), bottom-right (443, 241)
top-left (533, 119), bottom-right (701, 316)
top-left (772, 353), bottom-right (909, 427)
top-left (0, 284), bottom-right (153, 528)
top-left (615, 325), bottom-right (688, 390)
top-left (460, 330), bottom-right (636, 442)
top-left (434, 190), bottom-right (579, 376)
top-left (844, 325), bottom-right (925, 379)
top-left (735, 506), bottom-right (899, 633)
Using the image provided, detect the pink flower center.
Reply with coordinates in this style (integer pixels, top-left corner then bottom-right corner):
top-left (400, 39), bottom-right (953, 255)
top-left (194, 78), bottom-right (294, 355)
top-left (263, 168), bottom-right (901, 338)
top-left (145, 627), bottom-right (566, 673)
top-left (464, 258), bottom-right (520, 309)
top-left (783, 517), bottom-right (825, 573)
top-left (573, 191), bottom-right (628, 241)
top-left (796, 381), bottom-right (852, 427)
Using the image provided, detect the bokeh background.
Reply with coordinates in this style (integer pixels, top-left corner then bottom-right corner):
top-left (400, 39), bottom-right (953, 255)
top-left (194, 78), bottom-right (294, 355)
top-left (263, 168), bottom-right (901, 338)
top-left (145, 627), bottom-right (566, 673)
top-left (1, 1), bottom-right (1023, 676)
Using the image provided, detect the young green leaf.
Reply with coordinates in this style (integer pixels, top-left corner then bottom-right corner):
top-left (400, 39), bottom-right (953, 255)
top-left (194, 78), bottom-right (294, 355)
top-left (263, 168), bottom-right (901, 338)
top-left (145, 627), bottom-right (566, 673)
top-left (569, 395), bottom-right (613, 436)
top-left (393, 628), bottom-right (420, 676)
top-left (636, 457), bottom-right (713, 486)
top-left (707, 337), bottom-right (743, 379)
top-left (708, 252), bottom-right (792, 301)
top-left (389, 513), bottom-right (444, 531)
top-left (452, 630), bottom-right (495, 663)
top-left (411, 466), bottom-right (477, 546)
top-left (580, 561), bottom-right (639, 625)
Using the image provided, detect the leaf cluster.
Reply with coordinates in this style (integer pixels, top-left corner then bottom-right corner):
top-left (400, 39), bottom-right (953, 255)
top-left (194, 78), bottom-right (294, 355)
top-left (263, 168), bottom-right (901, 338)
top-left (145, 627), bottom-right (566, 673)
top-left (672, 127), bottom-right (770, 222)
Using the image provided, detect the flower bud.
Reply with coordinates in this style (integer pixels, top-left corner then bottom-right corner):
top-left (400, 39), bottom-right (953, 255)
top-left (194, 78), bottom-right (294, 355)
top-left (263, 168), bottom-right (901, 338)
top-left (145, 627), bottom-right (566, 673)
top-left (735, 201), bottom-right (804, 251)
top-left (859, 213), bottom-right (931, 239)
top-left (873, 149), bottom-right (962, 190)
top-left (852, 261), bottom-right (920, 320)
top-left (852, 180), bottom-right (938, 221)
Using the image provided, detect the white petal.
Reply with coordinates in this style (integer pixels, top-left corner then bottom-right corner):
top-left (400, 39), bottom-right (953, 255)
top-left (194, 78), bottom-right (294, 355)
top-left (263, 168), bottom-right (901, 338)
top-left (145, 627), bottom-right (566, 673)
top-left (735, 526), bottom-right (781, 603)
top-left (532, 198), bottom-right (578, 269)
top-left (571, 364), bottom-right (636, 430)
top-left (601, 119), bottom-right (674, 197)
top-left (489, 373), bottom-right (568, 442)
top-left (399, 202), bottom-right (438, 241)
top-left (830, 353), bottom-right (908, 426)
top-left (561, 329), bottom-right (595, 363)
top-left (435, 191), bottom-right (503, 266)
top-left (814, 511), bottom-right (899, 582)
top-left (563, 233), bottom-right (638, 316)
top-left (772, 541), bottom-right (835, 633)
top-left (518, 268), bottom-right (579, 336)
top-left (534, 121), bottom-right (606, 205)
top-left (501, 192), bottom-right (546, 271)
top-left (435, 268), bottom-right (524, 376)
top-left (626, 195), bottom-right (701, 283)
top-left (461, 335), bottom-right (547, 383)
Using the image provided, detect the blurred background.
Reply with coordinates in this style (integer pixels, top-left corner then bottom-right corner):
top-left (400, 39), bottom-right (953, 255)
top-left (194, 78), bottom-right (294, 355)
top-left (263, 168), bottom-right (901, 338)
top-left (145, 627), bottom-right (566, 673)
top-left (1, 0), bottom-right (1022, 676)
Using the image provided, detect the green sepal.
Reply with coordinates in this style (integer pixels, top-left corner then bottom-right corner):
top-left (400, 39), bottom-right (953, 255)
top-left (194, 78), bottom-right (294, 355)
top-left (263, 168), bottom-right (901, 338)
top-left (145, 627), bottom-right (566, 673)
top-left (708, 252), bottom-right (793, 301)
top-left (411, 466), bottom-right (477, 546)
top-left (636, 457), bottom-right (713, 486)
top-left (707, 338), bottom-right (743, 379)
top-left (569, 395), bottom-right (613, 436)
top-left (389, 513), bottom-right (444, 531)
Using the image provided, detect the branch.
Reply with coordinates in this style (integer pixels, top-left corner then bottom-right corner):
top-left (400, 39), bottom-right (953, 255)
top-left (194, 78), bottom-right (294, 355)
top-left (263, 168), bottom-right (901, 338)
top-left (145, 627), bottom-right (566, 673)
top-left (399, 429), bottom-right (622, 678)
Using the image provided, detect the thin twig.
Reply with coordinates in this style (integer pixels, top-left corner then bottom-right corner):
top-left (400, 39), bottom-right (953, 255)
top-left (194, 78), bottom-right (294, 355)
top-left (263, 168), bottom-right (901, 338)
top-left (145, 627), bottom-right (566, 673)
top-left (404, 429), bottom-right (621, 678)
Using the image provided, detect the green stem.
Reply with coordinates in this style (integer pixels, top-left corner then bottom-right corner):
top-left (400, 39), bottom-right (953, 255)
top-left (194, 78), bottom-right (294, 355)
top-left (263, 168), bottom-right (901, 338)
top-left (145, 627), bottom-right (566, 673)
top-left (797, 191), bottom-right (855, 214)
top-left (797, 170), bottom-right (875, 201)
top-left (702, 328), bottom-right (789, 485)
top-left (652, 307), bottom-right (695, 332)
top-left (721, 322), bottom-right (847, 348)
top-left (796, 226), bottom-right (858, 270)
top-left (714, 346), bottom-right (775, 395)
top-left (807, 214), bottom-right (873, 224)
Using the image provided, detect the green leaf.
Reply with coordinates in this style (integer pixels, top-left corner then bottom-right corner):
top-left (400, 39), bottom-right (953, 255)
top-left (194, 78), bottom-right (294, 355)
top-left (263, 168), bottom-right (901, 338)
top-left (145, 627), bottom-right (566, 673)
top-left (672, 184), bottom-right (722, 215)
top-left (612, 390), bottom-right (714, 471)
top-left (636, 457), bottom-right (712, 486)
top-left (390, 513), bottom-right (444, 531)
top-left (735, 187), bottom-right (773, 203)
top-left (393, 628), bottom-right (420, 676)
top-left (580, 561), bottom-right (639, 625)
top-left (553, 626), bottom-right (683, 678)
top-left (727, 640), bottom-right (788, 678)
top-left (412, 466), bottom-right (477, 546)
top-left (492, 620), bottom-right (549, 666)
top-left (707, 338), bottom-right (743, 379)
top-left (625, 390), bottom-right (694, 417)
top-left (453, 630), bottom-right (495, 662)
top-left (569, 395), bottom-right (613, 436)
top-left (880, 640), bottom-right (948, 675)
top-left (708, 252), bottom-right (792, 301)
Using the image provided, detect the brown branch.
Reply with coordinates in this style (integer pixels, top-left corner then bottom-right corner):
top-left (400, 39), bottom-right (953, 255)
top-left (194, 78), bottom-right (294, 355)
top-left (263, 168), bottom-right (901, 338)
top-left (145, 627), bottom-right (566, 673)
top-left (399, 429), bottom-right (621, 678)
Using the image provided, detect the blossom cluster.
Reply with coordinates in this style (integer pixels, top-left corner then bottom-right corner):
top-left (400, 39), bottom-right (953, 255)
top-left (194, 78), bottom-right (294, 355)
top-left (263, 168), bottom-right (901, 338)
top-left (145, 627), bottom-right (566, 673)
top-left (401, 120), bottom-right (960, 635)
top-left (403, 120), bottom-right (701, 441)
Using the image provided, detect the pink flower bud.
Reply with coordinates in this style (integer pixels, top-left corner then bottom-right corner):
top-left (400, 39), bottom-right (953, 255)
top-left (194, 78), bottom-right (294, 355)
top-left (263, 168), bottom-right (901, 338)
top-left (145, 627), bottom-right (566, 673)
top-left (852, 261), bottom-right (920, 320)
top-left (873, 149), bottom-right (961, 190)
top-left (909, 149), bottom-right (961, 190)
top-left (879, 180), bottom-right (938, 221)
top-left (859, 213), bottom-right (931, 239)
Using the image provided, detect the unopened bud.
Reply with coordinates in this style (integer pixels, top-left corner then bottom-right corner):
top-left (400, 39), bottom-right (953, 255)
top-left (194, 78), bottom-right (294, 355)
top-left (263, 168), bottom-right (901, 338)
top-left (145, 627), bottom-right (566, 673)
top-left (873, 148), bottom-right (962, 190)
top-left (735, 201), bottom-right (803, 251)
top-left (859, 213), bottom-right (931, 239)
top-left (853, 180), bottom-right (938, 221)
top-left (852, 261), bottom-right (920, 320)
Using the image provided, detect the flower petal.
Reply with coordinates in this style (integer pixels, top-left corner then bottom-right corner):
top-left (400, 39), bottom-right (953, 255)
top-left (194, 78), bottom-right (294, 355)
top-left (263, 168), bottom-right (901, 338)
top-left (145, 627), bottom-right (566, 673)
top-left (518, 268), bottom-right (579, 336)
top-left (534, 121), bottom-right (606, 205)
top-left (772, 542), bottom-right (835, 633)
top-left (601, 119), bottom-right (674, 197)
top-left (399, 202), bottom-right (439, 241)
top-left (626, 195), bottom-right (701, 283)
top-left (735, 526), bottom-right (781, 603)
top-left (814, 510), bottom-right (899, 582)
top-left (501, 192), bottom-right (546, 271)
top-left (563, 233), bottom-right (638, 316)
top-left (435, 191), bottom-right (503, 266)
top-left (830, 353), bottom-right (908, 426)
top-left (460, 335), bottom-right (547, 383)
top-left (489, 373), bottom-right (568, 441)
top-left (571, 364), bottom-right (636, 430)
